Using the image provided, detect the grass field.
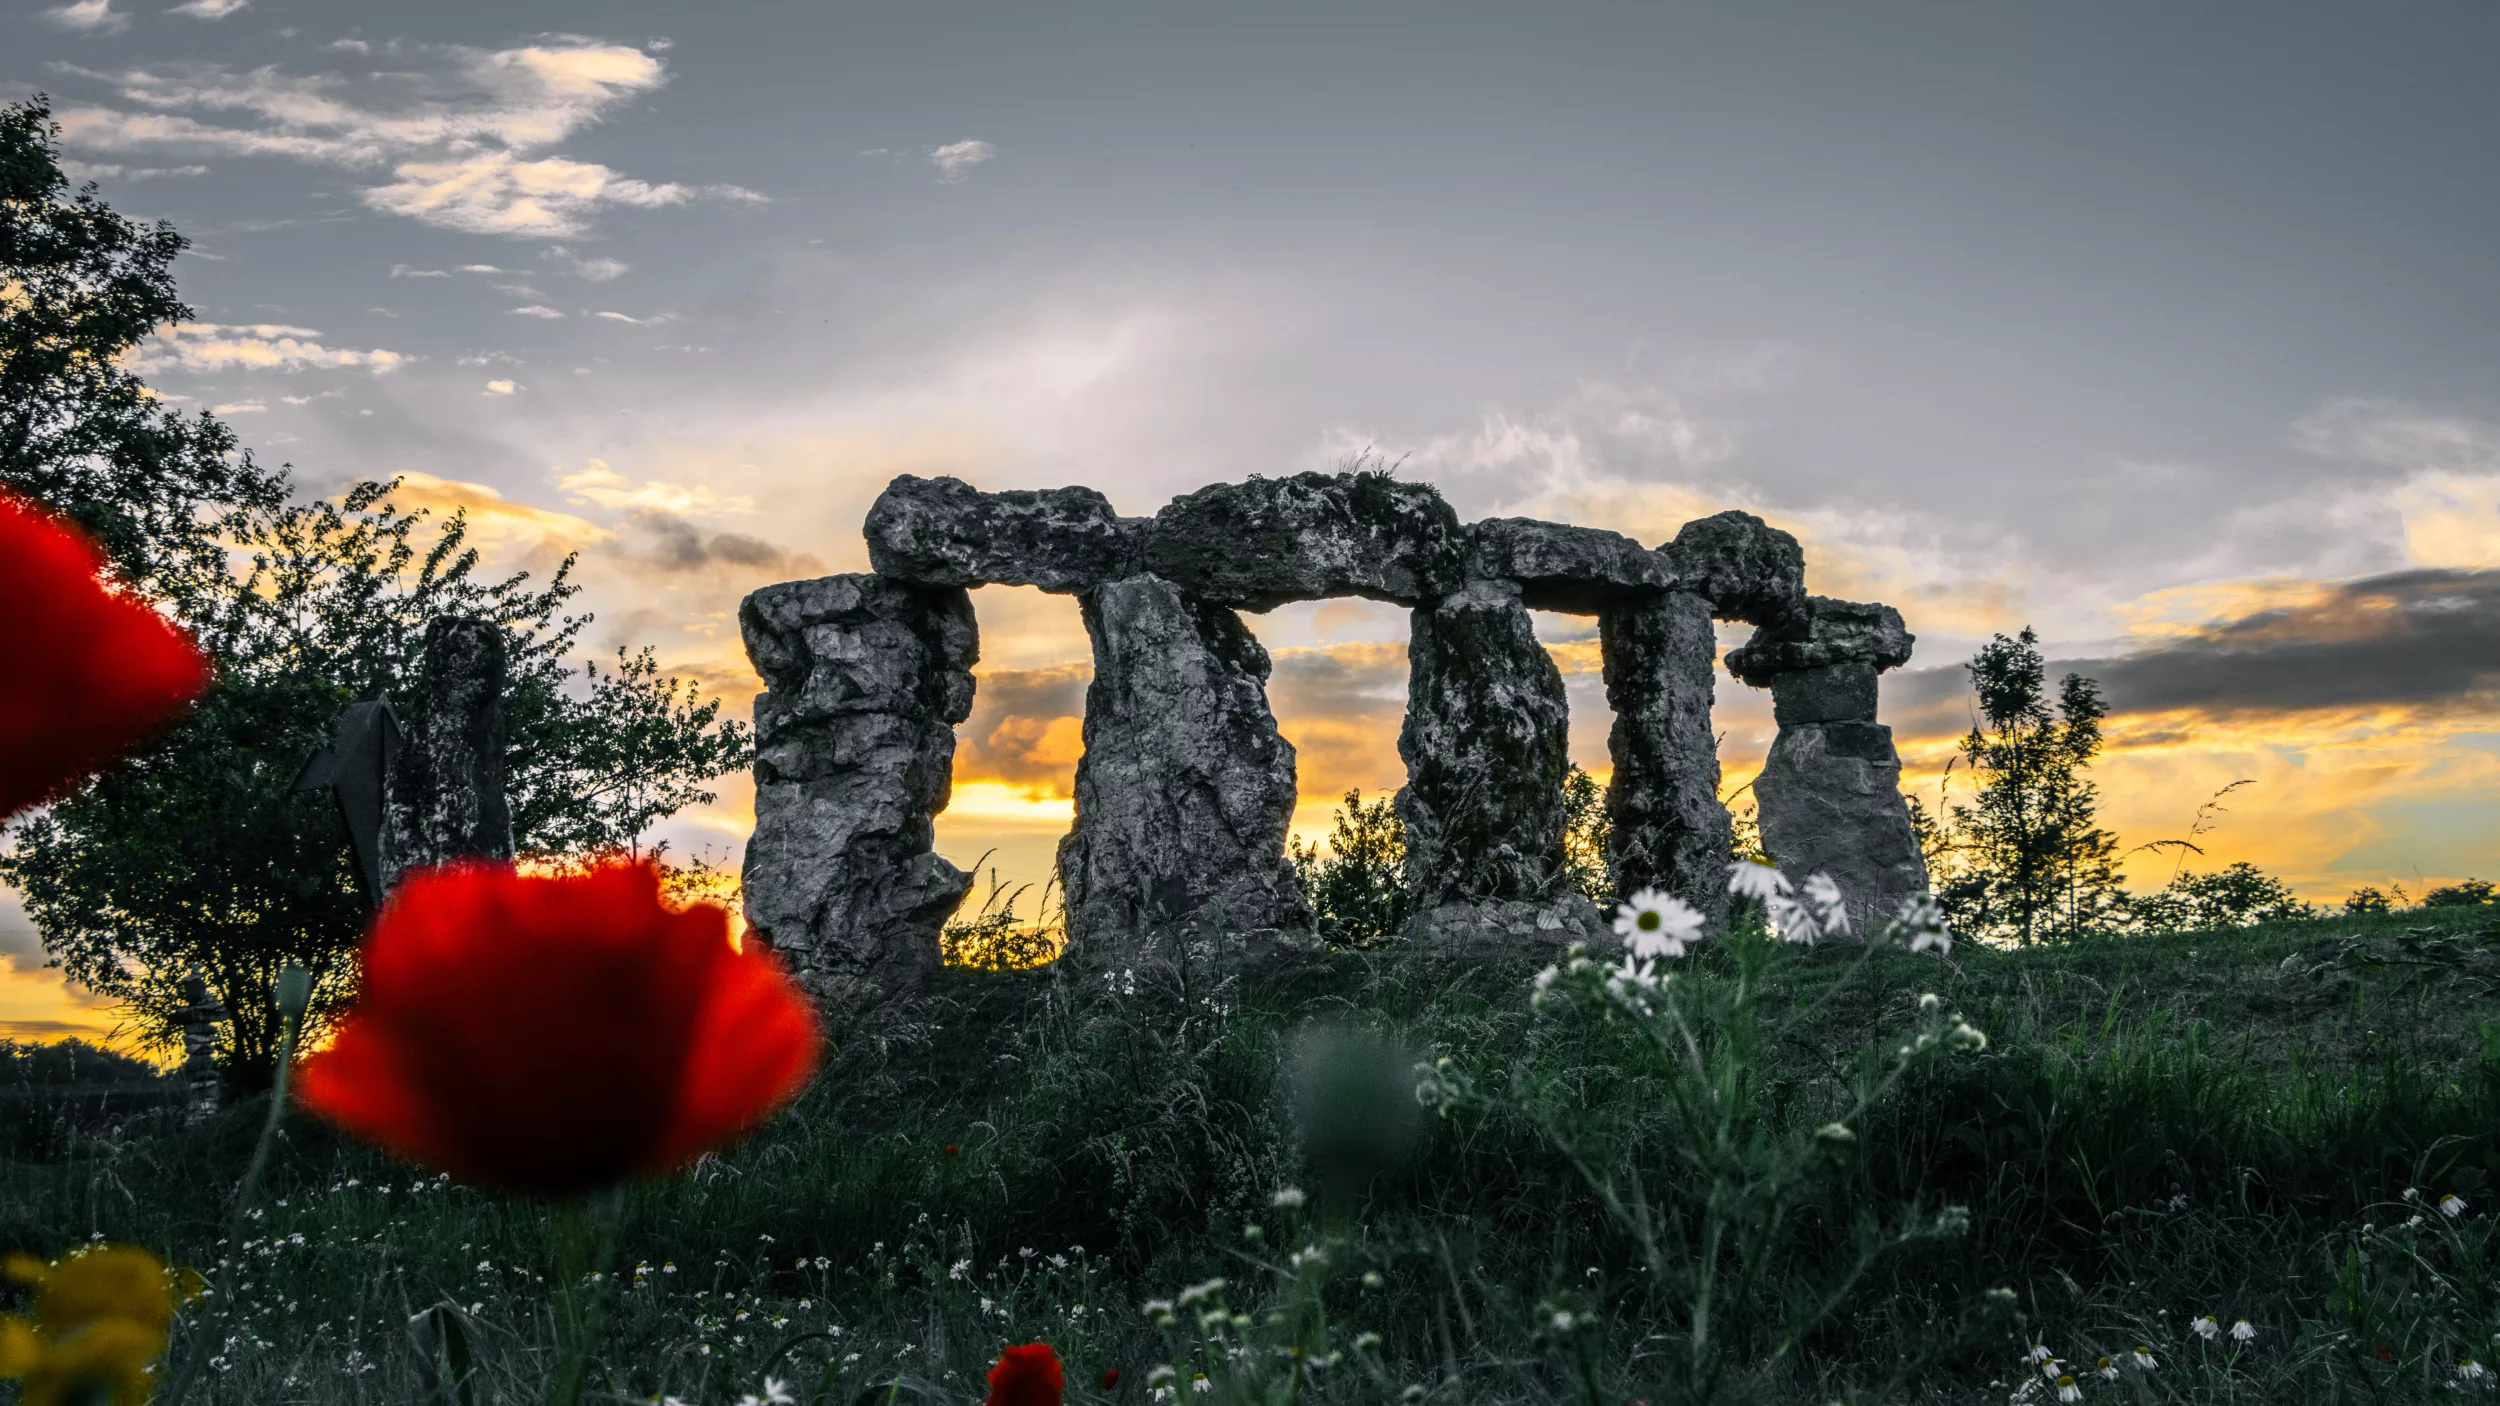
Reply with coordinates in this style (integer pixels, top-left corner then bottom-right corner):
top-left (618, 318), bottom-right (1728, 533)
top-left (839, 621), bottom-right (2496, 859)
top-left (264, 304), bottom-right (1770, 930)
top-left (8, 902), bottom-right (2500, 1405)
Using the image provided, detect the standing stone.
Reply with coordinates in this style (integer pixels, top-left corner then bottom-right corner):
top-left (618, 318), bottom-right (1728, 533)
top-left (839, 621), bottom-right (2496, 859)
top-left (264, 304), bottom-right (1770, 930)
top-left (1057, 575), bottom-right (1316, 965)
top-left (1398, 578), bottom-right (1573, 904)
top-left (1142, 471), bottom-right (1466, 610)
top-left (1600, 589), bottom-right (1734, 925)
top-left (1726, 598), bottom-right (1928, 933)
top-left (173, 969), bottom-right (226, 1126)
top-left (865, 474), bottom-right (1140, 593)
top-left (741, 574), bottom-right (978, 1000)
top-left (380, 616), bottom-right (513, 891)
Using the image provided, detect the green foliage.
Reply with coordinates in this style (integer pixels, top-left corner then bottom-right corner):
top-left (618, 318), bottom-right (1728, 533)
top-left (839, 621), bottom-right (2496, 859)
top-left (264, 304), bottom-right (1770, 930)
top-left (1934, 627), bottom-right (2126, 943)
top-left (2127, 860), bottom-right (2315, 933)
top-left (1558, 763), bottom-right (1612, 905)
top-left (2347, 886), bottom-right (2399, 915)
top-left (0, 96), bottom-right (285, 591)
top-left (0, 128), bottom-right (752, 1087)
top-left (2426, 879), bottom-right (2498, 910)
top-left (1289, 789), bottom-right (1410, 946)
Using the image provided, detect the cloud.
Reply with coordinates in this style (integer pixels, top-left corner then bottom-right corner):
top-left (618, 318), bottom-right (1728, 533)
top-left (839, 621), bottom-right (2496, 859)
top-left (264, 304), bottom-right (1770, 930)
top-left (545, 247), bottom-right (627, 281)
top-left (52, 40), bottom-right (756, 237)
top-left (389, 264), bottom-right (452, 278)
top-left (505, 303), bottom-right (566, 318)
top-left (47, 0), bottom-right (128, 32)
top-left (2290, 399), bottom-right (2500, 571)
top-left (210, 399), bottom-right (265, 414)
top-left (928, 139), bottom-right (996, 183)
top-left (379, 472), bottom-right (607, 564)
top-left (366, 152), bottom-right (702, 237)
top-left (556, 460), bottom-right (755, 516)
top-left (593, 310), bottom-right (674, 325)
top-left (484, 379), bottom-right (517, 396)
top-left (60, 160), bottom-right (210, 181)
top-left (622, 512), bottom-right (821, 575)
top-left (953, 662), bottom-right (1092, 799)
top-left (137, 322), bottom-right (408, 374)
top-left (167, 0), bottom-right (248, 16)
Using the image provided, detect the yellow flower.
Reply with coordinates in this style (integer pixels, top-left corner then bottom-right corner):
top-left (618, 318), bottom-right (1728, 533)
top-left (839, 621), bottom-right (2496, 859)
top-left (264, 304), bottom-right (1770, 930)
top-left (4, 1317), bottom-right (164, 1406)
top-left (1, 1245), bottom-right (201, 1406)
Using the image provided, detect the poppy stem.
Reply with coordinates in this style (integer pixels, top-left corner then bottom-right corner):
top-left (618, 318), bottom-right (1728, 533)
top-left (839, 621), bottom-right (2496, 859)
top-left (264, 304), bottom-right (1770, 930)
top-left (544, 1187), bottom-right (624, 1406)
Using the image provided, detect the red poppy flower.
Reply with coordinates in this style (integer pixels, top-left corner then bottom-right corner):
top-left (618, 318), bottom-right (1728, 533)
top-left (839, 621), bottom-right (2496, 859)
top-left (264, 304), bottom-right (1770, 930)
top-left (1097, 1368), bottom-right (1121, 1390)
top-left (984, 1342), bottom-right (1063, 1406)
top-left (0, 489), bottom-right (208, 819)
top-left (296, 859), bottom-right (820, 1197)
top-left (945, 1143), bottom-right (961, 1157)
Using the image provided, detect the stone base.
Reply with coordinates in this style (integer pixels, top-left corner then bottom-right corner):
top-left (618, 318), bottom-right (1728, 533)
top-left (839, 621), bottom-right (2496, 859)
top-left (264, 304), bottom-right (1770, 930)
top-left (1755, 720), bottom-right (1930, 937)
top-left (1402, 896), bottom-right (1610, 963)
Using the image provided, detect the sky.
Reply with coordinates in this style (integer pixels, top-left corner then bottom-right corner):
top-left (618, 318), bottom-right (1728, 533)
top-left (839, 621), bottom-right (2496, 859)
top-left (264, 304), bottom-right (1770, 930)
top-left (6, 0), bottom-right (2499, 1043)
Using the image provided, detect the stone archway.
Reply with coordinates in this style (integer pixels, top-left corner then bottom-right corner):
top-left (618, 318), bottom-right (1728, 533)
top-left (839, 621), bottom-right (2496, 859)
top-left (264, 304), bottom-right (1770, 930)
top-left (737, 469), bottom-right (1932, 1001)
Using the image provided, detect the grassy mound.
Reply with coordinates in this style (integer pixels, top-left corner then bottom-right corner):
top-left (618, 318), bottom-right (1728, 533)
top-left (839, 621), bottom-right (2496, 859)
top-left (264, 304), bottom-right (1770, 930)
top-left (6, 903), bottom-right (2500, 1404)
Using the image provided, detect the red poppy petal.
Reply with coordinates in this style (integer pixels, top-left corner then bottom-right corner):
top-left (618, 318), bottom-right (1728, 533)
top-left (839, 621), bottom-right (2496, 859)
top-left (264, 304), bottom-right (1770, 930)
top-left (985, 1343), bottom-right (1065, 1406)
top-left (0, 491), bottom-right (208, 818)
top-left (646, 935), bottom-right (820, 1173)
top-left (298, 859), bottom-right (817, 1196)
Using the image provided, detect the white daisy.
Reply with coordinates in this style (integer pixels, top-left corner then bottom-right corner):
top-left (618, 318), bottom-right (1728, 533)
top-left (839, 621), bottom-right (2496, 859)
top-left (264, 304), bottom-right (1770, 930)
top-left (2230, 1319), bottom-right (2255, 1343)
top-left (1727, 860), bottom-right (1791, 901)
top-left (2191, 1315), bottom-right (2219, 1340)
top-left (1613, 887), bottom-right (1703, 958)
top-left (1801, 872), bottom-right (1851, 937)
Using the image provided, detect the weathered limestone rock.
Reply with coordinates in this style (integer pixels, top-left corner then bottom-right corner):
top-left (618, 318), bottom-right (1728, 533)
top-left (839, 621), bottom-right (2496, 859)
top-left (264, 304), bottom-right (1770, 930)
top-left (1600, 589), bottom-right (1733, 923)
top-left (1057, 575), bottom-right (1316, 964)
top-left (1142, 471), bottom-right (1465, 610)
top-left (1727, 597), bottom-right (1928, 933)
top-left (1398, 578), bottom-right (1574, 906)
top-left (865, 474), bottom-right (1139, 593)
top-left (740, 573), bottom-right (978, 999)
top-left (1404, 896), bottom-right (1610, 962)
top-left (1664, 510), bottom-right (1809, 635)
top-left (380, 616), bottom-right (513, 891)
top-left (1465, 517), bottom-right (1676, 614)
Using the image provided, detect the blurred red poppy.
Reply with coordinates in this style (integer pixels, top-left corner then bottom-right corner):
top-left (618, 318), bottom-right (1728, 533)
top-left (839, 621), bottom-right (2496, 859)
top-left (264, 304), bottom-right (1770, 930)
top-left (1097, 1367), bottom-right (1120, 1390)
top-left (985, 1342), bottom-right (1063, 1406)
top-left (0, 489), bottom-right (208, 819)
top-left (296, 859), bottom-right (820, 1197)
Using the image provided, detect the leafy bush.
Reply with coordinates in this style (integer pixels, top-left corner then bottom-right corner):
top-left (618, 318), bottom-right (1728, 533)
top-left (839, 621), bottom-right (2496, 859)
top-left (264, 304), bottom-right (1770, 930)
top-left (2425, 878), bottom-right (2497, 909)
top-left (2127, 860), bottom-right (2314, 932)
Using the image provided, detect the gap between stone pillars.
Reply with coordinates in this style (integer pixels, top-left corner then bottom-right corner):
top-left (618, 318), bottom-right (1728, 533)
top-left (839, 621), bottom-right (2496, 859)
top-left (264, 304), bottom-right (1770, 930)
top-left (1055, 574), bottom-right (1316, 967)
top-left (1599, 588), bottom-right (1735, 926)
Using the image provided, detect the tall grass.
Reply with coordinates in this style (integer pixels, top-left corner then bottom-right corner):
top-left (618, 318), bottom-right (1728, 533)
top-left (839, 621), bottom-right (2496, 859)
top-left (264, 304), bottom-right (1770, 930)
top-left (5, 904), bottom-right (2499, 1402)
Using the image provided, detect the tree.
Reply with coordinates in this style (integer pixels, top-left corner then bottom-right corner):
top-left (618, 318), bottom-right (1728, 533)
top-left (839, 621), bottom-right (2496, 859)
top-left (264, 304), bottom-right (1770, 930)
top-left (2126, 861), bottom-right (2313, 932)
top-left (0, 111), bottom-right (752, 1085)
top-left (1559, 763), bottom-right (1613, 905)
top-left (1288, 789), bottom-right (1409, 946)
top-left (1, 96), bottom-right (284, 591)
top-left (1937, 627), bottom-right (2125, 943)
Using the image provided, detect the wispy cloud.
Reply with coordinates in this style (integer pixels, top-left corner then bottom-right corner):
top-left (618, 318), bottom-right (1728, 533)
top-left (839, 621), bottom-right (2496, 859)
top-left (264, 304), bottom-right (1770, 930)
top-left (556, 460), bottom-right (754, 516)
top-left (60, 160), bottom-right (210, 181)
top-left (545, 247), bottom-right (627, 281)
top-left (505, 304), bottom-right (565, 319)
top-left (137, 322), bottom-right (407, 374)
top-left (54, 39), bottom-right (760, 237)
top-left (210, 398), bottom-right (265, 414)
top-left (484, 379), bottom-right (517, 396)
top-left (592, 310), bottom-right (674, 325)
top-left (166, 0), bottom-right (248, 17)
top-left (928, 139), bottom-right (996, 183)
top-left (47, 0), bottom-right (128, 33)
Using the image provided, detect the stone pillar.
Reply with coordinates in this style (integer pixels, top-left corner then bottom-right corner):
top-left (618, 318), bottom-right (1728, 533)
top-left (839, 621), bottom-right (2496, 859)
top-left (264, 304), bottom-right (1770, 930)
top-left (740, 573), bottom-right (978, 1000)
top-left (1726, 598), bottom-right (1929, 934)
top-left (1398, 577), bottom-right (1603, 956)
top-left (1398, 578), bottom-right (1572, 905)
top-left (380, 616), bottom-right (513, 891)
top-left (1600, 589), bottom-right (1733, 925)
top-left (1057, 574), bottom-right (1315, 966)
